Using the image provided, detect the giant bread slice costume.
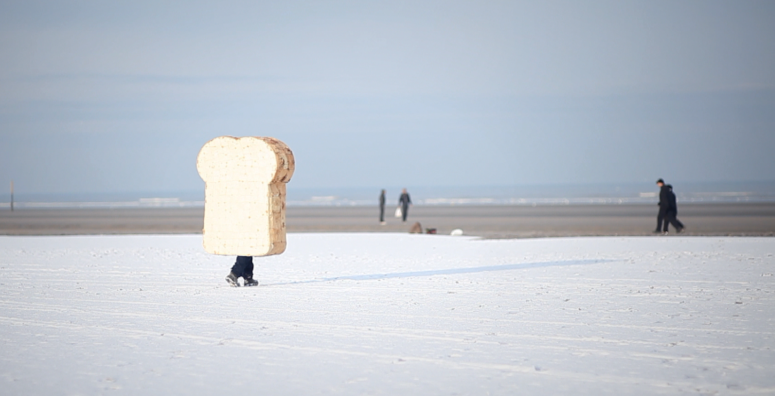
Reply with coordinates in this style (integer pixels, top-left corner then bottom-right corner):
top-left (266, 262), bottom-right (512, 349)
top-left (197, 136), bottom-right (295, 256)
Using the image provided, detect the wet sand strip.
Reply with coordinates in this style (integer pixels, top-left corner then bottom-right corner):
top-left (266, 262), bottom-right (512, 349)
top-left (0, 203), bottom-right (773, 238)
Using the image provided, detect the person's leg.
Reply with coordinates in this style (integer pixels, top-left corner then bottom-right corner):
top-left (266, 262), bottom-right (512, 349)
top-left (227, 256), bottom-right (254, 286)
top-left (231, 256), bottom-right (252, 278)
top-left (665, 210), bottom-right (683, 232)
top-left (667, 211), bottom-right (683, 232)
top-left (402, 204), bottom-right (409, 222)
top-left (673, 211), bottom-right (684, 230)
top-left (242, 257), bottom-right (258, 286)
top-left (379, 206), bottom-right (385, 222)
top-left (656, 208), bottom-right (665, 232)
top-left (243, 257), bottom-right (254, 277)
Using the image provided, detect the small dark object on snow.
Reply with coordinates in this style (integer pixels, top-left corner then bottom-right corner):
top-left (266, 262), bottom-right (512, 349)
top-left (409, 222), bottom-right (422, 234)
top-left (425, 228), bottom-right (437, 234)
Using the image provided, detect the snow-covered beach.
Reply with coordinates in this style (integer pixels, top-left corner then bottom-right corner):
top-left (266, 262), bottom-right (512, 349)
top-left (1, 234), bottom-right (773, 394)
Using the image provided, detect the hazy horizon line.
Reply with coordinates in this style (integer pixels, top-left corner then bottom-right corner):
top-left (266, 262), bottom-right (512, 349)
top-left (4, 179), bottom-right (775, 197)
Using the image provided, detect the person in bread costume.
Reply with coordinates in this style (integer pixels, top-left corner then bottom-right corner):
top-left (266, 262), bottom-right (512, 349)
top-left (197, 136), bottom-right (295, 287)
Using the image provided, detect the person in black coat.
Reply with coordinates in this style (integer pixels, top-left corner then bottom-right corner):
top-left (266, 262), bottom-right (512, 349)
top-left (663, 184), bottom-right (684, 233)
top-left (655, 179), bottom-right (670, 233)
top-left (379, 189), bottom-right (386, 225)
top-left (398, 188), bottom-right (412, 222)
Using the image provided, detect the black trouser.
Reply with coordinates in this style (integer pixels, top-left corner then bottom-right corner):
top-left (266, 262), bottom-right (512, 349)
top-left (663, 210), bottom-right (684, 232)
top-left (379, 205), bottom-right (385, 222)
top-left (402, 204), bottom-right (409, 221)
top-left (231, 256), bottom-right (254, 278)
top-left (656, 207), bottom-right (668, 231)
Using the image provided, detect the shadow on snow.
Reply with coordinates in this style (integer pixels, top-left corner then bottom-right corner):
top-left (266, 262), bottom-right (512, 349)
top-left (265, 259), bottom-right (608, 286)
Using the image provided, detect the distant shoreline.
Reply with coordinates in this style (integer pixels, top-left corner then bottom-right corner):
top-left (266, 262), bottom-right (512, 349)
top-left (2, 181), bottom-right (774, 209)
top-left (2, 195), bottom-right (775, 209)
top-left (1, 202), bottom-right (773, 238)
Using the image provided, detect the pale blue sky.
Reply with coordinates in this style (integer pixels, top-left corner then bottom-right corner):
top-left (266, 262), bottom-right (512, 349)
top-left (1, 1), bottom-right (774, 194)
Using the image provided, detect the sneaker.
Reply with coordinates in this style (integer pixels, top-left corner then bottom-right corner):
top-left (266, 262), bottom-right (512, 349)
top-left (663, 231), bottom-right (669, 236)
top-left (244, 275), bottom-right (259, 287)
top-left (676, 227), bottom-right (684, 233)
top-left (225, 272), bottom-right (240, 287)
top-left (652, 229), bottom-right (661, 234)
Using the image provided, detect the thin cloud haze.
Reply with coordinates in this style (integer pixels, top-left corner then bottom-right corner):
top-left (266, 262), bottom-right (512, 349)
top-left (1, 1), bottom-right (774, 194)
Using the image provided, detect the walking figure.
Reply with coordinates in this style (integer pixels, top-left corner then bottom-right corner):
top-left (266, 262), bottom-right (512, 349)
top-left (398, 188), bottom-right (412, 222)
top-left (196, 136), bottom-right (295, 287)
top-left (379, 189), bottom-right (386, 225)
top-left (655, 179), bottom-right (670, 233)
top-left (663, 184), bottom-right (684, 234)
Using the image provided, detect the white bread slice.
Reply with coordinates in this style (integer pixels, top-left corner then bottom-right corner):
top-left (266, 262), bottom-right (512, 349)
top-left (197, 136), bottom-right (295, 256)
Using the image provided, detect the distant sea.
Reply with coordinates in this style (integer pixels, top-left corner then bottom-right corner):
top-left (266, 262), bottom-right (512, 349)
top-left (2, 182), bottom-right (775, 209)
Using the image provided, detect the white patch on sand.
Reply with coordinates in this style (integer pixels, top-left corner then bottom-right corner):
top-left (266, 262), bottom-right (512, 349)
top-left (0, 234), bottom-right (773, 394)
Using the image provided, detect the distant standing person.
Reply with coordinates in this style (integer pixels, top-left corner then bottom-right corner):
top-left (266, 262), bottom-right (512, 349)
top-left (398, 188), bottom-right (412, 222)
top-left (663, 184), bottom-right (684, 234)
top-left (379, 189), bottom-right (386, 225)
top-left (655, 179), bottom-right (670, 233)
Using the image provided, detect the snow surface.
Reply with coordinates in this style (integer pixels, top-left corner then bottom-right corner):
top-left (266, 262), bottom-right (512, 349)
top-left (1, 234), bottom-right (773, 395)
